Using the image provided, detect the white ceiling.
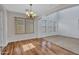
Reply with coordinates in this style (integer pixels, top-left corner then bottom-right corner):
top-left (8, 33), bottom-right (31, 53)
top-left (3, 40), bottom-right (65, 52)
top-left (3, 4), bottom-right (78, 16)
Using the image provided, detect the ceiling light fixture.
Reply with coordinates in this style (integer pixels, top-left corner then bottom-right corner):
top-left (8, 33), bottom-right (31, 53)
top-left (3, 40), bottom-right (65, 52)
top-left (26, 4), bottom-right (37, 19)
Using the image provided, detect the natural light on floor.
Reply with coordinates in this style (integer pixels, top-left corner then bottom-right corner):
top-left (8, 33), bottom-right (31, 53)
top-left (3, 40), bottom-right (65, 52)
top-left (22, 43), bottom-right (36, 52)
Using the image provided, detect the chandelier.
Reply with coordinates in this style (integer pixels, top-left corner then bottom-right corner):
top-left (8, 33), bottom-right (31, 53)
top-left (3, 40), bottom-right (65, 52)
top-left (26, 4), bottom-right (37, 19)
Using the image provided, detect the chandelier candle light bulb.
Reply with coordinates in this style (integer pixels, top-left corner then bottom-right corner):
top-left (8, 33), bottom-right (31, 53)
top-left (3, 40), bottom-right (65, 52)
top-left (25, 4), bottom-right (37, 19)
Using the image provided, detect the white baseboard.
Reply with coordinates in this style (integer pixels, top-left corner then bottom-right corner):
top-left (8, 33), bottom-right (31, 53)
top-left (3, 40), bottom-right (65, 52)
top-left (58, 34), bottom-right (79, 39)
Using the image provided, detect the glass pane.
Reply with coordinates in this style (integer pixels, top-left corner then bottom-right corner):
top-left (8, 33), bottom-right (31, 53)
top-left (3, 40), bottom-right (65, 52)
top-left (15, 18), bottom-right (25, 34)
top-left (25, 20), bottom-right (34, 33)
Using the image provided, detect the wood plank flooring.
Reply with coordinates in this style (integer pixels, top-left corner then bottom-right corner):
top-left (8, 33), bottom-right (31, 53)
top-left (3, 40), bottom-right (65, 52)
top-left (1, 38), bottom-right (77, 55)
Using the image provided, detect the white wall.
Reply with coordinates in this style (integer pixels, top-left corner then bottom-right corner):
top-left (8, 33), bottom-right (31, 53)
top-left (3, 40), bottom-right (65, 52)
top-left (37, 12), bottom-right (58, 38)
top-left (7, 5), bottom-right (79, 43)
top-left (7, 11), bottom-right (58, 42)
top-left (58, 6), bottom-right (79, 38)
top-left (0, 5), bottom-right (7, 46)
top-left (0, 11), bottom-right (3, 46)
top-left (2, 5), bottom-right (79, 45)
top-left (0, 5), bottom-right (4, 47)
top-left (7, 11), bottom-right (39, 42)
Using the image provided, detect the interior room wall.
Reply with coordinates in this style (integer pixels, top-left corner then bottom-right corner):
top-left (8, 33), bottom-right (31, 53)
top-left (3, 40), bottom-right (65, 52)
top-left (37, 12), bottom-right (59, 38)
top-left (0, 5), bottom-right (7, 47)
top-left (0, 11), bottom-right (3, 47)
top-left (7, 5), bottom-right (79, 43)
top-left (0, 5), bottom-right (4, 47)
top-left (2, 5), bottom-right (79, 46)
top-left (58, 6), bottom-right (79, 38)
top-left (7, 11), bottom-right (58, 42)
top-left (7, 11), bottom-right (38, 42)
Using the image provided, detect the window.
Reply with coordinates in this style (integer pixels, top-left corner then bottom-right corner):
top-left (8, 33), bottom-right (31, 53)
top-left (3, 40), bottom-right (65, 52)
top-left (15, 17), bottom-right (34, 34)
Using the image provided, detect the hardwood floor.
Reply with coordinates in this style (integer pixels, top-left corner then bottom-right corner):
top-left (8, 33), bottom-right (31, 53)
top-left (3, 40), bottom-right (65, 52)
top-left (1, 38), bottom-right (77, 55)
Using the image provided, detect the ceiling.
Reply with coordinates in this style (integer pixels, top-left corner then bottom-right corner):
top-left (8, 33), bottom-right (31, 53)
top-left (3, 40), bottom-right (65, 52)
top-left (3, 4), bottom-right (78, 16)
